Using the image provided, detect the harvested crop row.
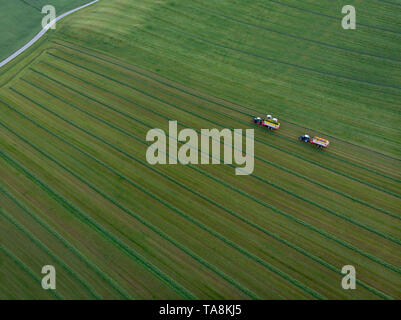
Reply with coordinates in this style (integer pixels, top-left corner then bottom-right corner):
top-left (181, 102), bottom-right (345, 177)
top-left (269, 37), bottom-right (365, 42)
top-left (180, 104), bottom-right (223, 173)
top-left (15, 70), bottom-right (401, 281)
top-left (3, 90), bottom-right (325, 299)
top-left (0, 242), bottom-right (63, 299)
top-left (0, 175), bottom-right (132, 299)
top-left (21, 75), bottom-right (401, 248)
top-left (0, 206), bottom-right (101, 299)
top-left (0, 111), bottom-right (260, 300)
top-left (14, 75), bottom-right (399, 299)
top-left (51, 40), bottom-right (401, 166)
top-left (39, 54), bottom-right (401, 224)
top-left (0, 148), bottom-right (195, 299)
top-left (45, 48), bottom-right (401, 201)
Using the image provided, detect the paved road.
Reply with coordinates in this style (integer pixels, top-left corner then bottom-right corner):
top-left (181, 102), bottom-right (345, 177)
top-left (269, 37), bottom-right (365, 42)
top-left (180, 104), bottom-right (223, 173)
top-left (0, 0), bottom-right (99, 69)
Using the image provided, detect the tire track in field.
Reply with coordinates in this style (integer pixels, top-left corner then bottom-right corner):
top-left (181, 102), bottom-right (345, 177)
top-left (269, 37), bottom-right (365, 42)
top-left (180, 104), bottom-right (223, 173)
top-left (176, 3), bottom-right (401, 63)
top-left (54, 48), bottom-right (400, 185)
top-left (8, 80), bottom-right (394, 300)
top-left (80, 54), bottom-right (400, 200)
top-left (43, 54), bottom-right (401, 211)
top-left (48, 47), bottom-right (401, 185)
top-left (0, 184), bottom-right (133, 299)
top-left (3, 92), bottom-right (322, 300)
top-left (0, 207), bottom-right (101, 299)
top-left (0, 115), bottom-right (262, 301)
top-left (126, 15), bottom-right (401, 94)
top-left (20, 76), bottom-right (395, 298)
top-left (146, 76), bottom-right (401, 184)
top-left (274, 119), bottom-right (401, 163)
top-left (376, 0), bottom-right (401, 7)
top-left (0, 243), bottom-right (63, 299)
top-left (123, 11), bottom-right (401, 92)
top-left (133, 74), bottom-right (401, 185)
top-left (0, 149), bottom-right (195, 300)
top-left (19, 0), bottom-right (41, 12)
top-left (18, 76), bottom-right (400, 299)
top-left (260, 0), bottom-right (401, 35)
top-left (30, 62), bottom-right (401, 244)
top-left (22, 68), bottom-right (401, 281)
top-left (162, 26), bottom-right (401, 91)
top-left (52, 40), bottom-right (401, 163)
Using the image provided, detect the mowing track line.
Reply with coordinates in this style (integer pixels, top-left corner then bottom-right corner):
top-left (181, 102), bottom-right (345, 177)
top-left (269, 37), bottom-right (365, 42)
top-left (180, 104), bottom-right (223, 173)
top-left (0, 243), bottom-right (63, 299)
top-left (3, 92), bottom-right (322, 300)
top-left (178, 3), bottom-right (401, 63)
top-left (41, 55), bottom-right (401, 211)
top-left (0, 117), bottom-right (261, 300)
top-left (52, 40), bottom-right (401, 163)
top-left (0, 184), bottom-right (133, 299)
top-left (50, 48), bottom-right (401, 185)
top-left (15, 78), bottom-right (398, 299)
top-left (0, 207), bottom-right (101, 299)
top-left (15, 72), bottom-right (401, 281)
top-left (48, 49), bottom-right (401, 187)
top-left (137, 23), bottom-right (401, 91)
top-left (23, 72), bottom-right (401, 245)
top-left (260, 0), bottom-right (401, 35)
top-left (0, 149), bottom-right (195, 299)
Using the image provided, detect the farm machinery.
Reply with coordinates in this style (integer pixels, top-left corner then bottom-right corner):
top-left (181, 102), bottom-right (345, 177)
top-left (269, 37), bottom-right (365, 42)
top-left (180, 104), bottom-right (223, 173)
top-left (299, 134), bottom-right (330, 149)
top-left (252, 114), bottom-right (280, 130)
top-left (251, 114), bottom-right (330, 150)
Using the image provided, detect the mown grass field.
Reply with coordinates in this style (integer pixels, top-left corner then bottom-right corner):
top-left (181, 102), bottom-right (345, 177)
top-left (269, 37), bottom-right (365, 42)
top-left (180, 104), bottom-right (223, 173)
top-left (0, 0), bottom-right (400, 299)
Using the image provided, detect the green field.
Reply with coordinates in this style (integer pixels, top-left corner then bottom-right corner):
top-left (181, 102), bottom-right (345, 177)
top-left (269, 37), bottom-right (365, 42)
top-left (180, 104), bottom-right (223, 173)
top-left (0, 0), bottom-right (400, 299)
top-left (0, 0), bottom-right (89, 62)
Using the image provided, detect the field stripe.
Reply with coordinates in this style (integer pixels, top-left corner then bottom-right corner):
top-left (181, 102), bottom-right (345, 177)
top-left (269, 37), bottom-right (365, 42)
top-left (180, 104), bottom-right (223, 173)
top-left (45, 52), bottom-right (401, 198)
top-left (0, 116), bottom-right (260, 300)
top-left (13, 78), bottom-right (400, 299)
top-left (0, 207), bottom-right (101, 299)
top-left (16, 77), bottom-right (396, 299)
top-left (182, 3), bottom-right (401, 63)
top-left (152, 81), bottom-right (400, 184)
top-left (3, 92), bottom-right (322, 300)
top-left (41, 55), bottom-right (401, 212)
top-left (272, 119), bottom-right (401, 163)
top-left (150, 25), bottom-right (401, 91)
top-left (19, 0), bottom-right (41, 12)
top-left (376, 0), bottom-right (401, 7)
top-left (51, 49), bottom-right (400, 184)
top-left (51, 45), bottom-right (401, 181)
top-left (24, 69), bottom-right (401, 278)
top-left (52, 40), bottom-right (401, 163)
top-left (0, 183), bottom-right (132, 299)
top-left (141, 80), bottom-right (401, 186)
top-left (24, 73), bottom-right (401, 248)
top-left (0, 148), bottom-right (195, 300)
top-left (0, 243), bottom-right (63, 299)
top-left (203, 105), bottom-right (401, 183)
top-left (23, 70), bottom-right (401, 247)
top-left (262, 132), bottom-right (400, 184)
top-left (261, 0), bottom-right (401, 35)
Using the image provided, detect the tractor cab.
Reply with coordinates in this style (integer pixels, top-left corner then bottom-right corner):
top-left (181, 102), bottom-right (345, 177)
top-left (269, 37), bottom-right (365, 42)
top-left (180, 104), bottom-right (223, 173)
top-left (299, 134), bottom-right (310, 142)
top-left (299, 134), bottom-right (329, 149)
top-left (253, 117), bottom-right (262, 124)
